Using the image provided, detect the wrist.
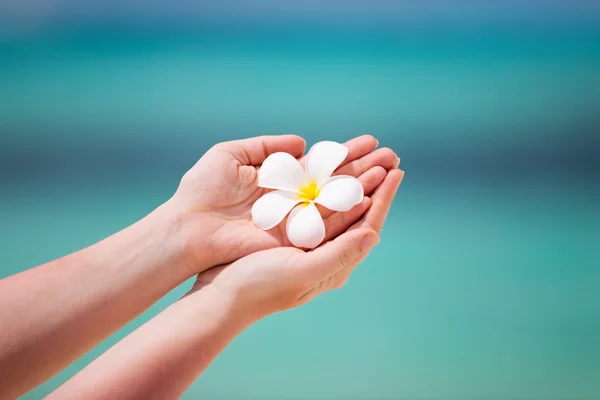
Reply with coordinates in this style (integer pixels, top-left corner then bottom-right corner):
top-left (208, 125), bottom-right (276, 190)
top-left (183, 283), bottom-right (262, 330)
top-left (127, 201), bottom-right (195, 284)
top-left (156, 197), bottom-right (221, 277)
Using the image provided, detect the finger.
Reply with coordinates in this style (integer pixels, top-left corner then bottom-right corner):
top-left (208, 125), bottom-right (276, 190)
top-left (334, 147), bottom-right (399, 178)
top-left (298, 134), bottom-right (378, 168)
top-left (353, 169), bottom-right (404, 234)
top-left (339, 135), bottom-right (379, 167)
top-left (320, 169), bottom-right (403, 289)
top-left (359, 165), bottom-right (388, 197)
top-left (300, 228), bottom-right (379, 282)
top-left (225, 135), bottom-right (306, 165)
top-left (323, 197), bottom-right (372, 242)
top-left (318, 165), bottom-right (386, 219)
top-left (320, 252), bottom-right (369, 292)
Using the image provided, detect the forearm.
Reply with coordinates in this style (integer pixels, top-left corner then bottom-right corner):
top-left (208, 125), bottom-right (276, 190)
top-left (49, 285), bottom-right (256, 400)
top-left (0, 201), bottom-right (202, 398)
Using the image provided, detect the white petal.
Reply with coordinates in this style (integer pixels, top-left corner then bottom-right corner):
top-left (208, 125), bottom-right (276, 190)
top-left (286, 203), bottom-right (326, 249)
top-left (314, 175), bottom-right (364, 212)
top-left (258, 152), bottom-right (307, 192)
top-left (252, 190), bottom-right (301, 230)
top-left (305, 141), bottom-right (348, 186)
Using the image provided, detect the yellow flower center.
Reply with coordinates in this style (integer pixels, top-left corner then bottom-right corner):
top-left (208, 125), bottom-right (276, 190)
top-left (298, 182), bottom-right (320, 203)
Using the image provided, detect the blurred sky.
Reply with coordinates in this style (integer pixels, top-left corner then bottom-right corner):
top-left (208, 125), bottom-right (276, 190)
top-left (2, 0), bottom-right (600, 25)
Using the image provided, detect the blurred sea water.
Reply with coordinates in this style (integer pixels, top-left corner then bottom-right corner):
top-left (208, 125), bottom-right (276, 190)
top-left (1, 17), bottom-right (599, 399)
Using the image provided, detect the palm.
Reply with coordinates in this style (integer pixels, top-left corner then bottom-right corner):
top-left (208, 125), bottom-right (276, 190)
top-left (178, 148), bottom-right (291, 247)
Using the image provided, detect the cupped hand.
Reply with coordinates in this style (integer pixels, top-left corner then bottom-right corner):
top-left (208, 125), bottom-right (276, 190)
top-left (169, 135), bottom-right (399, 273)
top-left (188, 168), bottom-right (404, 319)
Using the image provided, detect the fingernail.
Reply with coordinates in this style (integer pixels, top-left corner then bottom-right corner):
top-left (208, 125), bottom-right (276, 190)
top-left (361, 233), bottom-right (380, 252)
top-left (393, 157), bottom-right (401, 169)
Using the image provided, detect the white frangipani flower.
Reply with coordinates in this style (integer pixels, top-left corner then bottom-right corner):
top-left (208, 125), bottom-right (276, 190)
top-left (252, 141), bottom-right (364, 249)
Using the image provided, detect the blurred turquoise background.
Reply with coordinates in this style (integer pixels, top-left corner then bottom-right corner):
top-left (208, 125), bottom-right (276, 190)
top-left (1, 2), bottom-right (599, 399)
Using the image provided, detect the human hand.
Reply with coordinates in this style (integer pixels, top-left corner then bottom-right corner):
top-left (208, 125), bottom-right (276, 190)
top-left (168, 135), bottom-right (399, 274)
top-left (37, 165), bottom-right (400, 400)
top-left (188, 168), bottom-right (404, 319)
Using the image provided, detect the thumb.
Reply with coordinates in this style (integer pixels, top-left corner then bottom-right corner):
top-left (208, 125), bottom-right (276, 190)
top-left (222, 135), bottom-right (306, 165)
top-left (303, 228), bottom-right (380, 282)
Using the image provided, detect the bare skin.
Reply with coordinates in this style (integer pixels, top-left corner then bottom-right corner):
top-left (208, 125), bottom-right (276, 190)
top-left (49, 169), bottom-right (404, 400)
top-left (0, 135), bottom-right (399, 399)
